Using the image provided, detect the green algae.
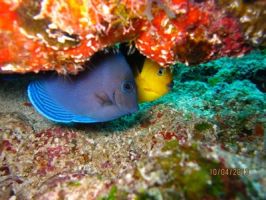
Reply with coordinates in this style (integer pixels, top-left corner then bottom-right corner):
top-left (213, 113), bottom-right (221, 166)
top-left (136, 188), bottom-right (163, 200)
top-left (194, 122), bottom-right (213, 132)
top-left (67, 181), bottom-right (82, 187)
top-left (99, 186), bottom-right (130, 200)
top-left (208, 76), bottom-right (223, 86)
top-left (100, 186), bottom-right (118, 200)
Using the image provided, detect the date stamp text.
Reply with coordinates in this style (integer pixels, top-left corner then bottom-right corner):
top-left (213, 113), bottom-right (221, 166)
top-left (210, 168), bottom-right (249, 176)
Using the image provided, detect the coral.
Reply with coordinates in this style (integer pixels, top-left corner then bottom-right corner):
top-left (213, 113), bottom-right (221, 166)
top-left (218, 0), bottom-right (266, 47)
top-left (0, 0), bottom-right (264, 74)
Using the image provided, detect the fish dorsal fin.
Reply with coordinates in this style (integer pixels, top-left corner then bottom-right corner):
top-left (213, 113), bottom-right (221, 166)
top-left (28, 80), bottom-right (97, 123)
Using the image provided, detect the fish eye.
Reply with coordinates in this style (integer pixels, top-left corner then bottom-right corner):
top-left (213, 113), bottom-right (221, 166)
top-left (157, 68), bottom-right (165, 76)
top-left (121, 80), bottom-right (134, 93)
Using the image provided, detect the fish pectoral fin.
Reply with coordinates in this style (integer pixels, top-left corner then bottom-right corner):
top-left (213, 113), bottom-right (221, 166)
top-left (95, 92), bottom-right (113, 106)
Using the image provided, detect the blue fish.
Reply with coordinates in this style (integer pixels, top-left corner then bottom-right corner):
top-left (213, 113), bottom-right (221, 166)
top-left (27, 52), bottom-right (139, 123)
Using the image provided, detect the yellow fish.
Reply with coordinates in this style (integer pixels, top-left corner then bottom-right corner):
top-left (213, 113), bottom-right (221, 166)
top-left (135, 58), bottom-right (173, 103)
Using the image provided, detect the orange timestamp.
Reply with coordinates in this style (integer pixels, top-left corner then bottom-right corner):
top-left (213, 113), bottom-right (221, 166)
top-left (210, 168), bottom-right (249, 176)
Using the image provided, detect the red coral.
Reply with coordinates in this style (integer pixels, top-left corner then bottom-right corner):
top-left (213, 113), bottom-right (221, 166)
top-left (0, 0), bottom-right (262, 74)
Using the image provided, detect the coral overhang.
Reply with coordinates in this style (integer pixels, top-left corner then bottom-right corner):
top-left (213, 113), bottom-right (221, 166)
top-left (0, 0), bottom-right (264, 74)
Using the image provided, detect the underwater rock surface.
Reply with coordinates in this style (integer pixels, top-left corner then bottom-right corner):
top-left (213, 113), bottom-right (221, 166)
top-left (0, 50), bottom-right (266, 199)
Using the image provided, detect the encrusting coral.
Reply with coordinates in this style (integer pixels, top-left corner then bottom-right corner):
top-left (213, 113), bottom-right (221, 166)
top-left (218, 0), bottom-right (266, 47)
top-left (0, 0), bottom-right (264, 74)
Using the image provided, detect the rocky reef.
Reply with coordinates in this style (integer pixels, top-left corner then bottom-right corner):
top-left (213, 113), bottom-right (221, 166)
top-left (0, 0), bottom-right (265, 74)
top-left (0, 0), bottom-right (265, 199)
top-left (0, 49), bottom-right (265, 199)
